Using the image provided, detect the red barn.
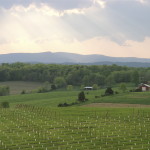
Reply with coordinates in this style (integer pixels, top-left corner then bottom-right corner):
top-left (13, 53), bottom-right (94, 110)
top-left (138, 83), bottom-right (150, 92)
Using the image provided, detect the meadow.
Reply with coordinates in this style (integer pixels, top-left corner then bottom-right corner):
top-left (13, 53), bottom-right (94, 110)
top-left (0, 88), bottom-right (150, 107)
top-left (0, 81), bottom-right (44, 95)
top-left (0, 86), bottom-right (150, 149)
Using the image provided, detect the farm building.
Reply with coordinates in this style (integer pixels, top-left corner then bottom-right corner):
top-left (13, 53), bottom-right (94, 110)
top-left (138, 83), bottom-right (150, 92)
top-left (84, 87), bottom-right (93, 90)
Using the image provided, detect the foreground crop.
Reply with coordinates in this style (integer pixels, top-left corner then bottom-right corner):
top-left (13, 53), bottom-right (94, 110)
top-left (0, 105), bottom-right (150, 149)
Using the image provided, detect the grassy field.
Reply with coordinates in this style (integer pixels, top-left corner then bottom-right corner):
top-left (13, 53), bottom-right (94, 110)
top-left (0, 106), bottom-right (150, 149)
top-left (0, 81), bottom-right (44, 95)
top-left (0, 89), bottom-right (150, 107)
top-left (0, 89), bottom-right (150, 149)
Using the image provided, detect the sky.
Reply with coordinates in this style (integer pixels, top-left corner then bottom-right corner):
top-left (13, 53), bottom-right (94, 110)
top-left (0, 0), bottom-right (150, 58)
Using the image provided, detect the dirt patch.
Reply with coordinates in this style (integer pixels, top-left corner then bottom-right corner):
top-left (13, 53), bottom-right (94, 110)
top-left (82, 103), bottom-right (150, 108)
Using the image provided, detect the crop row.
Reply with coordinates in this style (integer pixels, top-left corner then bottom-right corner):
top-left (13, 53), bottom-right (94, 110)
top-left (0, 105), bottom-right (150, 149)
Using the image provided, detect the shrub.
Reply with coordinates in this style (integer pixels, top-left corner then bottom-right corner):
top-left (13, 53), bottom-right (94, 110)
top-left (37, 87), bottom-right (49, 93)
top-left (115, 91), bottom-right (119, 94)
top-left (21, 90), bottom-right (26, 94)
top-left (119, 83), bottom-right (127, 93)
top-left (58, 101), bottom-right (79, 107)
top-left (67, 85), bottom-right (73, 91)
top-left (105, 87), bottom-right (114, 96)
top-left (0, 86), bottom-right (10, 96)
top-left (95, 96), bottom-right (100, 98)
top-left (37, 82), bottom-right (51, 93)
top-left (1, 102), bottom-right (9, 108)
top-left (134, 88), bottom-right (142, 92)
top-left (63, 103), bottom-right (69, 107)
top-left (51, 84), bottom-right (56, 90)
top-left (58, 103), bottom-right (63, 107)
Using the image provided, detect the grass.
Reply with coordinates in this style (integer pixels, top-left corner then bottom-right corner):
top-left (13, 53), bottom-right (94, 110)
top-left (0, 81), bottom-right (44, 95)
top-left (0, 90), bottom-right (79, 108)
top-left (92, 91), bottom-right (150, 105)
top-left (0, 89), bottom-right (150, 107)
top-left (0, 88), bottom-right (150, 149)
top-left (0, 106), bottom-right (150, 149)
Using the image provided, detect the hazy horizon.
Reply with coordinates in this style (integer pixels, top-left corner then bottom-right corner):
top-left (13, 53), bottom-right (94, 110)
top-left (0, 0), bottom-right (150, 58)
top-left (0, 51), bottom-right (150, 59)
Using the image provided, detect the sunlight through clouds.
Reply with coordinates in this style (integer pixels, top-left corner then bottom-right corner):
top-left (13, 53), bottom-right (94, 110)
top-left (0, 0), bottom-right (150, 58)
top-left (93, 0), bottom-right (106, 8)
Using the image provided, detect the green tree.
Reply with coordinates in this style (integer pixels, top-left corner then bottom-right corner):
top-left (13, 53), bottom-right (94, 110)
top-left (43, 81), bottom-right (51, 91)
top-left (132, 71), bottom-right (139, 85)
top-left (110, 70), bottom-right (132, 84)
top-left (37, 81), bottom-right (51, 93)
top-left (80, 85), bottom-right (84, 90)
top-left (94, 74), bottom-right (106, 86)
top-left (83, 75), bottom-right (90, 86)
top-left (54, 77), bottom-right (66, 88)
top-left (51, 84), bottom-right (56, 90)
top-left (145, 70), bottom-right (150, 82)
top-left (0, 86), bottom-right (10, 96)
top-left (119, 83), bottom-right (127, 93)
top-left (67, 85), bottom-right (73, 91)
top-left (78, 91), bottom-right (85, 102)
top-left (106, 75), bottom-right (115, 86)
top-left (92, 84), bottom-right (99, 90)
top-left (105, 87), bottom-right (114, 95)
top-left (0, 69), bottom-right (10, 81)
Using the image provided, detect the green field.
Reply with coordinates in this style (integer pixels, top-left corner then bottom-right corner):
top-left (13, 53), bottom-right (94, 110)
top-left (0, 89), bottom-right (150, 149)
top-left (0, 89), bottom-right (150, 107)
top-left (0, 81), bottom-right (44, 95)
top-left (1, 106), bottom-right (150, 149)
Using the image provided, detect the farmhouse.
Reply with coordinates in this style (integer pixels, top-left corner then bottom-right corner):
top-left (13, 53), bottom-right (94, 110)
top-left (84, 86), bottom-right (93, 90)
top-left (138, 83), bottom-right (150, 92)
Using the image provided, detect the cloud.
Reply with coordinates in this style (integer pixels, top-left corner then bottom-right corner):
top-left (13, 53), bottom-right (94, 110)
top-left (0, 0), bottom-right (93, 10)
top-left (106, 0), bottom-right (150, 42)
top-left (0, 0), bottom-right (150, 57)
top-left (0, 0), bottom-right (32, 9)
top-left (0, 0), bottom-right (150, 43)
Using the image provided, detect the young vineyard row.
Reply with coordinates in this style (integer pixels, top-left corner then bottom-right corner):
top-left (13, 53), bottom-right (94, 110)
top-left (0, 105), bottom-right (150, 150)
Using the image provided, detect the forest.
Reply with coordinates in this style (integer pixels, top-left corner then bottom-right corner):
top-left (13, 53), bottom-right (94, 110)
top-left (0, 63), bottom-right (150, 88)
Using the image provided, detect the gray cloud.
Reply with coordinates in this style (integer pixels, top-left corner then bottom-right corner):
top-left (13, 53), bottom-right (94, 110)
top-left (0, 0), bottom-right (150, 45)
top-left (0, 0), bottom-right (32, 8)
top-left (105, 0), bottom-right (150, 42)
top-left (61, 0), bottom-right (150, 44)
top-left (0, 0), bottom-right (93, 10)
top-left (42, 0), bottom-right (92, 10)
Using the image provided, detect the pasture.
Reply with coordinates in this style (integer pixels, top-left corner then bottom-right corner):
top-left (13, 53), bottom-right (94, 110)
top-left (0, 89), bottom-right (150, 107)
top-left (0, 81), bottom-right (44, 95)
top-left (0, 89), bottom-right (150, 149)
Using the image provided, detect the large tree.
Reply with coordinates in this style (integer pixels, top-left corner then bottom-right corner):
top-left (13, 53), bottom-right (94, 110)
top-left (54, 77), bottom-right (66, 88)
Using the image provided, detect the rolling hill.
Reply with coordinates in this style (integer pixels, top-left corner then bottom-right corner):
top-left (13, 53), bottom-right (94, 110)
top-left (0, 52), bottom-right (150, 67)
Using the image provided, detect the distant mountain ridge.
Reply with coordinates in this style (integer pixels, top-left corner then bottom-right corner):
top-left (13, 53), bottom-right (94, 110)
top-left (0, 52), bottom-right (150, 67)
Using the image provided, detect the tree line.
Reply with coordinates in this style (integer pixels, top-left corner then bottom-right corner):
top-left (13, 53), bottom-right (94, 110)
top-left (0, 63), bottom-right (150, 87)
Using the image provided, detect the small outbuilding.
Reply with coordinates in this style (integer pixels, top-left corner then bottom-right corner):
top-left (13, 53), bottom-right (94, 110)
top-left (138, 83), bottom-right (150, 92)
top-left (84, 87), bottom-right (93, 90)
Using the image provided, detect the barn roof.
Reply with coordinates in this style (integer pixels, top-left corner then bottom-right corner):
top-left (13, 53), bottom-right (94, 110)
top-left (84, 87), bottom-right (93, 88)
top-left (139, 83), bottom-right (150, 88)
